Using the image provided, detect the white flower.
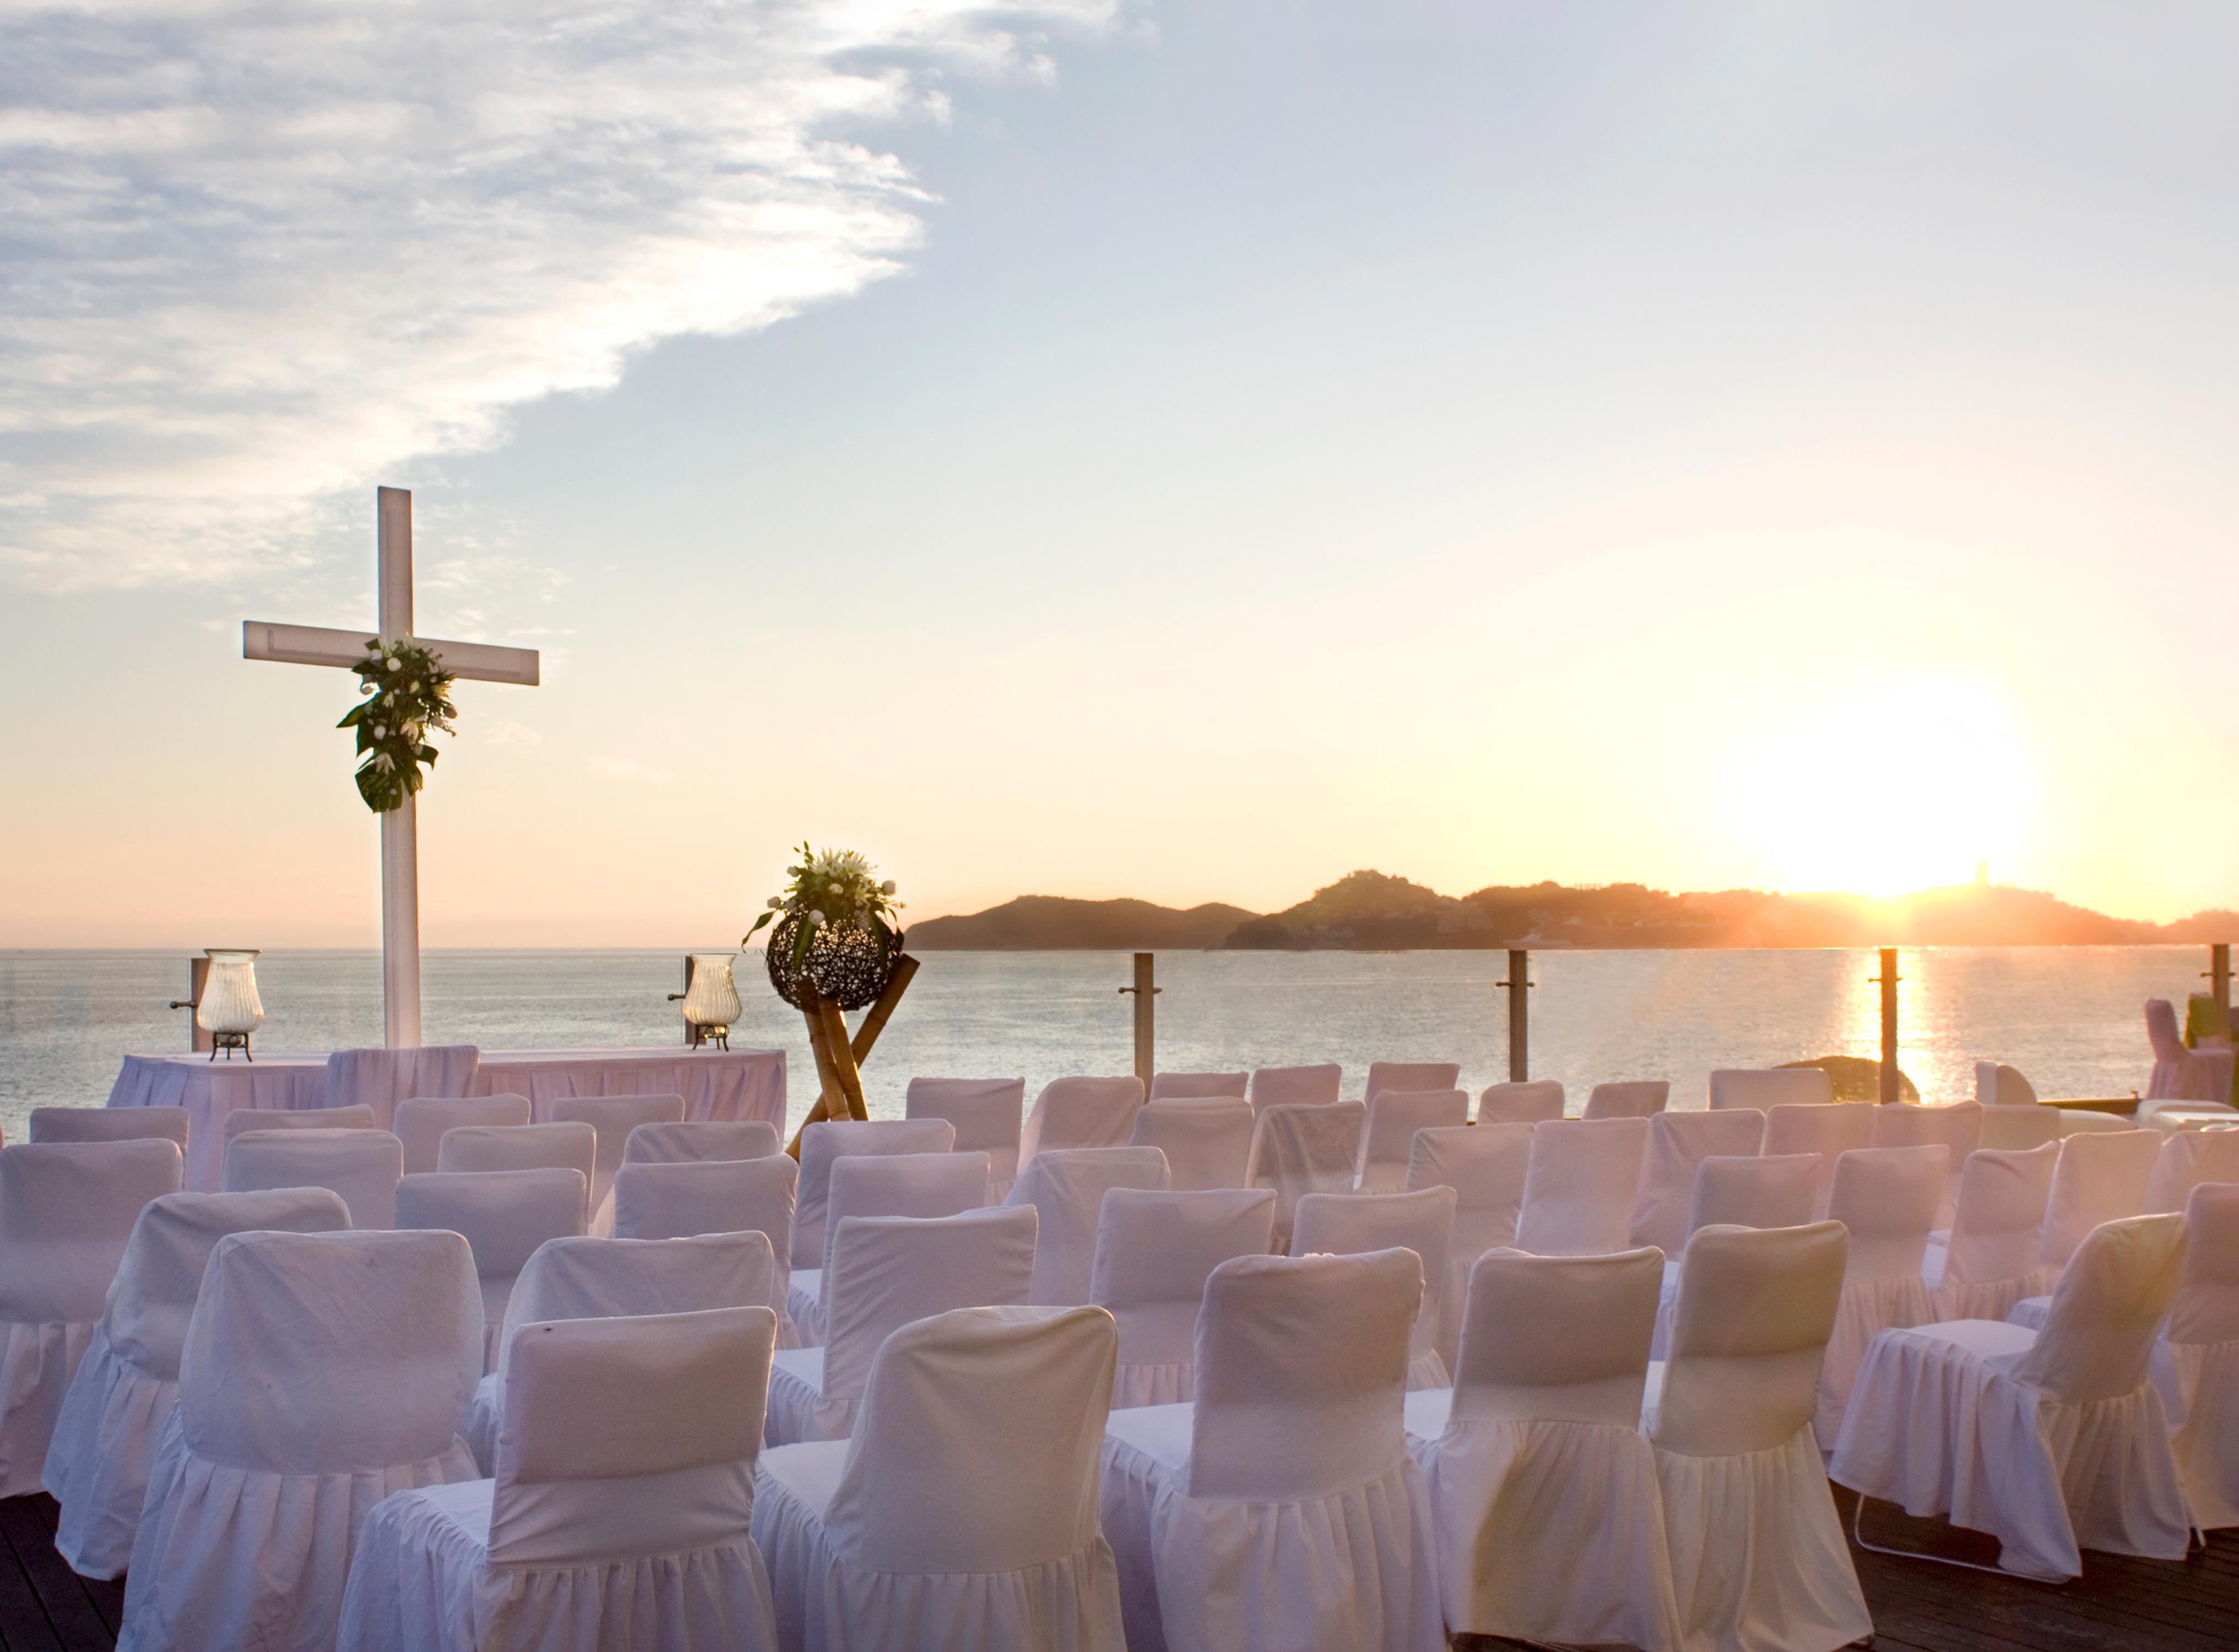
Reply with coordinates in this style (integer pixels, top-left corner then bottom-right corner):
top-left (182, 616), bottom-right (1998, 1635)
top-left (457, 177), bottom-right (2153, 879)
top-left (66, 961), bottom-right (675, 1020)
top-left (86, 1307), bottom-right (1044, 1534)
top-left (359, 682), bottom-right (375, 697)
top-left (881, 880), bottom-right (897, 895)
top-left (766, 896), bottom-right (783, 909)
top-left (807, 909), bottom-right (825, 925)
top-left (828, 882), bottom-right (843, 894)
top-left (373, 725), bottom-right (387, 739)
top-left (384, 658), bottom-right (400, 672)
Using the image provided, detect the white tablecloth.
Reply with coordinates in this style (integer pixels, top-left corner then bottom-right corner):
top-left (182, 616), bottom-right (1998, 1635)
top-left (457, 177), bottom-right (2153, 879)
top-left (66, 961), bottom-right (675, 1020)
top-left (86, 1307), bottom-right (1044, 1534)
top-left (110, 1048), bottom-right (786, 1192)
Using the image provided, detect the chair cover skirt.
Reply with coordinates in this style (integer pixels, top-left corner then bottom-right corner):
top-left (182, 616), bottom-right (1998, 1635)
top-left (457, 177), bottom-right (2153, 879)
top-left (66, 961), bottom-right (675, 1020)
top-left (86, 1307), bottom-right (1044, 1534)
top-left (339, 1465), bottom-right (780, 1652)
top-left (0, 1319), bottom-right (95, 1499)
top-left (44, 1324), bottom-right (165, 1577)
top-left (1817, 1271), bottom-right (1934, 1446)
top-left (2165, 1339), bottom-right (2239, 1528)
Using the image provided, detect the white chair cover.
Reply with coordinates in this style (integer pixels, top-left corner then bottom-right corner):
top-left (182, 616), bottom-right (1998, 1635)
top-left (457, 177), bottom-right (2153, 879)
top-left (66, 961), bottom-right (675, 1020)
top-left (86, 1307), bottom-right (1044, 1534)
top-left (1869, 1102), bottom-right (1982, 1228)
top-left (1978, 1105), bottom-right (2062, 1151)
top-left (1098, 1248), bottom-right (1441, 1652)
top-left (1707, 1067), bottom-right (1831, 1110)
top-left (1006, 1146), bottom-right (1171, 1307)
top-left (32, 1107), bottom-right (191, 1150)
top-left (223, 1127), bottom-right (404, 1230)
top-left (1405, 1247), bottom-right (1681, 1650)
top-left (1358, 1089), bottom-right (1468, 1192)
top-left (1629, 1108), bottom-right (1765, 1253)
top-left (549, 1093), bottom-right (687, 1234)
top-left (1926, 1140), bottom-right (2058, 1322)
top-left (1474, 1079), bottom-right (1563, 1125)
top-left (1975, 1061), bottom-right (2038, 1108)
top-left (2143, 1125), bottom-right (2239, 1214)
top-left (2031, 1128), bottom-right (2159, 1294)
top-left (1149, 1072), bottom-right (1248, 1100)
top-left (1248, 1063), bottom-right (1342, 1113)
top-left (393, 1094), bottom-right (531, 1176)
top-left (118, 1228), bottom-right (484, 1651)
top-left (1365, 1061), bottom-right (1460, 1104)
top-left (1407, 1123), bottom-right (1532, 1369)
top-left (756, 1306), bottom-right (1126, 1652)
top-left (338, 1305), bottom-right (782, 1652)
top-left (1243, 1101), bottom-right (1365, 1251)
top-left (394, 1169), bottom-right (587, 1372)
top-left (906, 1077), bottom-right (1025, 1197)
top-left (2145, 997), bottom-right (2237, 1107)
top-left (438, 1121), bottom-right (597, 1195)
top-left (2058, 1110), bottom-right (2141, 1135)
top-left (794, 1118), bottom-right (956, 1270)
top-left (0, 1140), bottom-right (184, 1500)
top-left (1514, 1116), bottom-right (1650, 1257)
top-left (1648, 1220), bottom-right (1868, 1652)
top-left (1292, 1187), bottom-right (1456, 1390)
top-left (2162, 1182), bottom-right (2239, 1528)
top-left (220, 1102), bottom-right (378, 1151)
top-left (1650, 1154), bottom-right (1824, 1360)
top-left (462, 1232), bottom-right (777, 1472)
top-left (1815, 1145), bottom-right (1943, 1446)
top-left (322, 1044), bottom-right (481, 1129)
top-left (764, 1205), bottom-right (1038, 1446)
top-left (1131, 1099), bottom-right (1253, 1192)
top-left (1020, 1077), bottom-right (1146, 1166)
top-left (1091, 1189), bottom-right (1276, 1408)
top-left (44, 1188), bottom-right (348, 1579)
top-left (1832, 1214), bottom-right (2191, 1580)
top-left (622, 1117), bottom-right (782, 1164)
top-left (1584, 1080), bottom-right (1671, 1120)
top-left (790, 1151), bottom-right (991, 1343)
top-left (1763, 1102), bottom-right (1875, 1217)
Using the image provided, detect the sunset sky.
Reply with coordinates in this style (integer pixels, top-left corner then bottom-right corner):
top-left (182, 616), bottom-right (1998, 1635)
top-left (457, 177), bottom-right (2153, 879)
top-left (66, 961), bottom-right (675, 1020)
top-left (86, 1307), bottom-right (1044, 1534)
top-left (4, 2), bottom-right (2236, 947)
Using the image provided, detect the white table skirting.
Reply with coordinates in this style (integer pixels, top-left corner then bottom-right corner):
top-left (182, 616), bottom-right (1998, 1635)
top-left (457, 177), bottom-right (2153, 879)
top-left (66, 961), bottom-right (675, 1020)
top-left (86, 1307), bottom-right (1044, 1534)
top-left (106, 1055), bottom-right (327, 1192)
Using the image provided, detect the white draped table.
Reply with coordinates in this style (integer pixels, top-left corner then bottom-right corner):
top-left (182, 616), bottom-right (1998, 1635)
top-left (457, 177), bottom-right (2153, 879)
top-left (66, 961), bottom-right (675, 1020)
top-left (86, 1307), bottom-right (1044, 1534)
top-left (109, 1047), bottom-right (787, 1192)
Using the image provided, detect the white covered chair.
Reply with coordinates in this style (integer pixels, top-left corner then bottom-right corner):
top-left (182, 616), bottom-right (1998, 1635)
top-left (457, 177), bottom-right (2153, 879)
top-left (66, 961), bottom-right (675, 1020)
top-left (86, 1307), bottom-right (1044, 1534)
top-left (1098, 1248), bottom-right (1443, 1652)
top-left (31, 1107), bottom-right (191, 1151)
top-left (1815, 1145), bottom-right (1944, 1447)
top-left (1292, 1187), bottom-right (1456, 1390)
top-left (1131, 1098), bottom-right (1253, 1191)
top-left (764, 1205), bottom-right (1038, 1446)
top-left (1475, 1079), bottom-right (1563, 1125)
top-left (394, 1169), bottom-right (587, 1372)
top-left (2029, 1128), bottom-right (2160, 1296)
top-left (1974, 1061), bottom-right (2038, 1109)
top-left (1243, 1100), bottom-right (1365, 1251)
top-left (1514, 1116), bottom-right (1650, 1257)
top-left (1708, 1067), bottom-right (1831, 1111)
top-left (1650, 1153), bottom-right (1824, 1358)
top-left (2143, 997), bottom-right (2239, 1118)
top-left (1357, 1089), bottom-right (1468, 1192)
top-left (794, 1118), bottom-right (956, 1269)
top-left (906, 1077), bottom-right (1025, 1197)
top-left (2143, 1124), bottom-right (2239, 1214)
top-left (118, 1227), bottom-right (484, 1651)
top-left (220, 1102), bottom-right (378, 1155)
top-left (338, 1305), bottom-right (782, 1652)
top-left (438, 1122), bottom-right (598, 1208)
top-left (1628, 1107), bottom-right (1765, 1253)
top-left (1091, 1188), bottom-right (1276, 1408)
top-left (1020, 1077), bottom-right (1146, 1166)
top-left (394, 1094), bottom-right (531, 1175)
top-left (611, 1155), bottom-right (800, 1343)
top-left (1835, 1213), bottom-right (2191, 1581)
top-left (1403, 1247), bottom-right (1682, 1650)
top-left (1248, 1063), bottom-right (1342, 1113)
top-left (1648, 1220), bottom-right (1869, 1652)
top-left (1869, 1102), bottom-right (1982, 1228)
top-left (790, 1151), bottom-right (991, 1343)
top-left (1006, 1146), bottom-right (1171, 1306)
top-left (322, 1044), bottom-right (480, 1129)
top-left (1763, 1101), bottom-right (1875, 1216)
top-left (44, 1188), bottom-right (349, 1579)
top-left (1150, 1072), bottom-right (1248, 1100)
top-left (1407, 1122), bottom-right (1532, 1368)
top-left (0, 1140), bottom-right (185, 1500)
top-left (224, 1126), bottom-right (404, 1229)
top-left (756, 1305), bottom-right (1126, 1652)
top-left (1926, 1140), bottom-right (2059, 1322)
top-left (549, 1092), bottom-right (687, 1233)
top-left (1978, 1105), bottom-right (2062, 1151)
top-left (1365, 1061), bottom-right (1460, 1105)
top-left (622, 1117), bottom-right (781, 1164)
top-left (2161, 1182), bottom-right (2239, 1528)
top-left (462, 1232), bottom-right (777, 1472)
top-left (1584, 1080), bottom-right (1670, 1120)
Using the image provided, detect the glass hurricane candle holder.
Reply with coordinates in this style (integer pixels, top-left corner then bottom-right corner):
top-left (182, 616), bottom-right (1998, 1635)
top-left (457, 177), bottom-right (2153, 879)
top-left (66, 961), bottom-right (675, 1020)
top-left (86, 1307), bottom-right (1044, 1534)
top-left (196, 949), bottom-right (265, 1061)
top-left (681, 953), bottom-right (744, 1050)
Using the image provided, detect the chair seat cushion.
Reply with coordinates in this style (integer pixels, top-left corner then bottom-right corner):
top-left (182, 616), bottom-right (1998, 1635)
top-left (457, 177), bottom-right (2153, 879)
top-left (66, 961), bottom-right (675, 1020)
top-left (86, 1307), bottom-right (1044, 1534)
top-left (763, 1348), bottom-right (829, 1447)
top-left (1099, 1401), bottom-right (1194, 1477)
top-left (755, 1439), bottom-right (849, 1524)
top-left (1401, 1387), bottom-right (1452, 1446)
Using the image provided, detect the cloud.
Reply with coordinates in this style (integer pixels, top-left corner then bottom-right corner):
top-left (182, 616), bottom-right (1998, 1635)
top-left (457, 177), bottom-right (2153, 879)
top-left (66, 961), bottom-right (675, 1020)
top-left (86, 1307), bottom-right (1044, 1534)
top-left (591, 753), bottom-right (671, 784)
top-left (0, 0), bottom-right (1121, 590)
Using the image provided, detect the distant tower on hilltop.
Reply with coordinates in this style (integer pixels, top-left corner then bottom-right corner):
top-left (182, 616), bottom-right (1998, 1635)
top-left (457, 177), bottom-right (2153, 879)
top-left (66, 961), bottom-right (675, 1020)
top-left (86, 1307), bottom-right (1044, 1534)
top-left (1974, 859), bottom-right (1990, 888)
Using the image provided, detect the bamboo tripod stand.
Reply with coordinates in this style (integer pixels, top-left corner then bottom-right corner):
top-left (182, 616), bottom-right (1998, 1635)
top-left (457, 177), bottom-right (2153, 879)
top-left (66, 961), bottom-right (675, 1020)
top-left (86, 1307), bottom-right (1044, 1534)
top-left (784, 954), bottom-right (921, 1158)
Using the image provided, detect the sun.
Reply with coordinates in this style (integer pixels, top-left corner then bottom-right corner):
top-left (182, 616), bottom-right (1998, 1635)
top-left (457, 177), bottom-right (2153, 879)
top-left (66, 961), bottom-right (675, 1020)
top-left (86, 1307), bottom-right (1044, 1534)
top-left (1721, 676), bottom-right (2035, 896)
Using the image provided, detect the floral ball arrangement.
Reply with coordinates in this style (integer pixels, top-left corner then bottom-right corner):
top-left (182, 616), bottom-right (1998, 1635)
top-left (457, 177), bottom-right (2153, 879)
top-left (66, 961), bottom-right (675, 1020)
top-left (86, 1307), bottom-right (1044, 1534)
top-left (747, 844), bottom-right (906, 1012)
top-left (338, 638), bottom-right (457, 813)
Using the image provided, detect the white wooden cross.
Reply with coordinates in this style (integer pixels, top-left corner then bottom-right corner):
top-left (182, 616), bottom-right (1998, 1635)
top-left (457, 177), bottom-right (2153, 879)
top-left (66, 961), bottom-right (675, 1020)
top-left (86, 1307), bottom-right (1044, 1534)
top-left (243, 487), bottom-right (540, 1046)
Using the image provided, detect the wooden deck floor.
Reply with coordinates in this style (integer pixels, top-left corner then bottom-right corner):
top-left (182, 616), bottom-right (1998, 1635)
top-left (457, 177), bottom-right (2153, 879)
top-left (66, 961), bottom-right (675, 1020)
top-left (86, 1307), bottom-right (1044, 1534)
top-left (1, 1484), bottom-right (2231, 1650)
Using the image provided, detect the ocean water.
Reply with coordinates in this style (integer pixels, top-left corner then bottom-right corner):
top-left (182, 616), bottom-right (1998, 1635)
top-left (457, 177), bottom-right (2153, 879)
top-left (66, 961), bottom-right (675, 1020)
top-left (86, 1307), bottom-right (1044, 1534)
top-left (0, 944), bottom-right (2211, 1144)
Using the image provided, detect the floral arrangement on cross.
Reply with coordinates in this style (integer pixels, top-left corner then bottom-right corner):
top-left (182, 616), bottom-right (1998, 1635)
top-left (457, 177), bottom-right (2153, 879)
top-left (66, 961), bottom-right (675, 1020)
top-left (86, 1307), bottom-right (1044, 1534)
top-left (747, 844), bottom-right (918, 1155)
top-left (337, 638), bottom-right (457, 813)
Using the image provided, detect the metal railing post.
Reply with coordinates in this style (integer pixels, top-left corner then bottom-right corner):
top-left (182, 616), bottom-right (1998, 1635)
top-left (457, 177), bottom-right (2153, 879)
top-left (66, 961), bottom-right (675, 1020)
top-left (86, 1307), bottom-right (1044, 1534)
top-left (1875, 948), bottom-right (1900, 1105)
top-left (167, 955), bottom-right (213, 1054)
top-left (2205, 943), bottom-right (2232, 1030)
top-left (1497, 948), bottom-right (1531, 1082)
top-left (666, 955), bottom-right (700, 1047)
top-left (1119, 953), bottom-right (1157, 1088)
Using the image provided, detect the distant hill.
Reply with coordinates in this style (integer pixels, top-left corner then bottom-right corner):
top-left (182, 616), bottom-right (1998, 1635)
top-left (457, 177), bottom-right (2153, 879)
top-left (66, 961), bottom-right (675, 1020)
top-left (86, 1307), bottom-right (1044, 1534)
top-left (908, 870), bottom-right (2239, 950)
top-left (907, 895), bottom-right (1260, 950)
